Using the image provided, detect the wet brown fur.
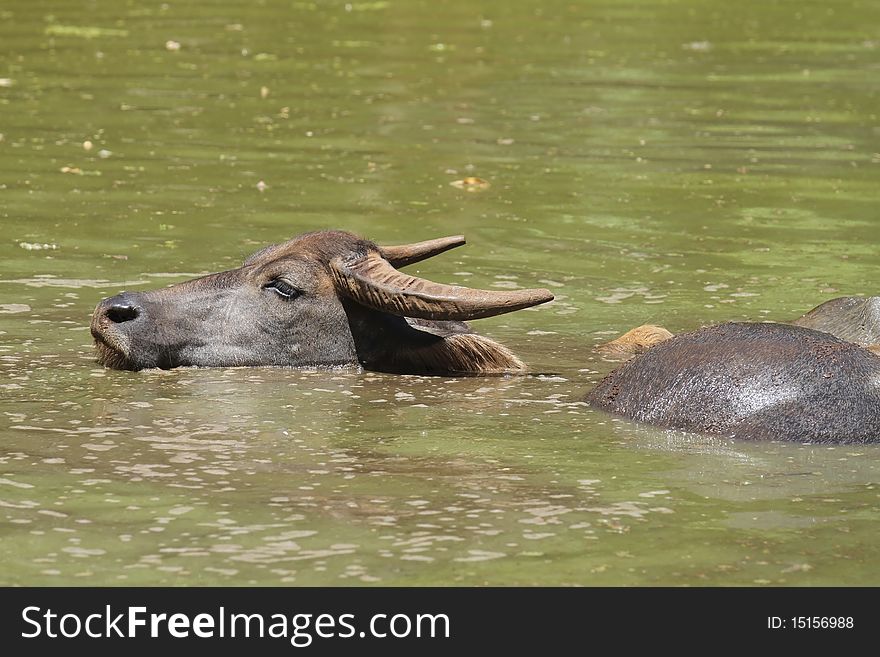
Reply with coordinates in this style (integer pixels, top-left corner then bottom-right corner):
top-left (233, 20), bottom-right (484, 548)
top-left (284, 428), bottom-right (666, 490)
top-left (596, 324), bottom-right (673, 361)
top-left (381, 333), bottom-right (525, 375)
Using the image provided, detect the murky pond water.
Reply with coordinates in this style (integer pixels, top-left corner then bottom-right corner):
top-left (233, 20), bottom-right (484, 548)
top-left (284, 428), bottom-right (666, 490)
top-left (2, 0), bottom-right (879, 585)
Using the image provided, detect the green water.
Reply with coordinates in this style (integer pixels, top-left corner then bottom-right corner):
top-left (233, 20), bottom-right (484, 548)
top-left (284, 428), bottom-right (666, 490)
top-left (1, 0), bottom-right (879, 585)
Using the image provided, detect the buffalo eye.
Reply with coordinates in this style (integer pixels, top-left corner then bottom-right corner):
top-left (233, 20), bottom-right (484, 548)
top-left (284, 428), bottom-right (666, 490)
top-left (263, 278), bottom-right (301, 300)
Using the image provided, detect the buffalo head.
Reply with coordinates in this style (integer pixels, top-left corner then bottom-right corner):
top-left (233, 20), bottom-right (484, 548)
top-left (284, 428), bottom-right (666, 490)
top-left (90, 230), bottom-right (554, 375)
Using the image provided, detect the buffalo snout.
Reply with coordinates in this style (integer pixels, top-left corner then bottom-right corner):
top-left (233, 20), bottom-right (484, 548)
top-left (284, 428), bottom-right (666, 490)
top-left (91, 291), bottom-right (147, 369)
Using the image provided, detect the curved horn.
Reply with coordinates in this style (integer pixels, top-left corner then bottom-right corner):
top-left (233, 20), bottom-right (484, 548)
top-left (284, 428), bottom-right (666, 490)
top-left (330, 252), bottom-right (554, 321)
top-left (379, 235), bottom-right (466, 268)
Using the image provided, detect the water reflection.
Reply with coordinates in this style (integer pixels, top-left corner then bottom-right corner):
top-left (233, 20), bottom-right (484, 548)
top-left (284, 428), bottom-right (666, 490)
top-left (2, 0), bottom-right (879, 585)
top-left (2, 353), bottom-right (877, 585)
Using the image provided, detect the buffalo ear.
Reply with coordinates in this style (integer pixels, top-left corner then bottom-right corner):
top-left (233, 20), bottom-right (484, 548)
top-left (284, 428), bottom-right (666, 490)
top-left (330, 252), bottom-right (553, 321)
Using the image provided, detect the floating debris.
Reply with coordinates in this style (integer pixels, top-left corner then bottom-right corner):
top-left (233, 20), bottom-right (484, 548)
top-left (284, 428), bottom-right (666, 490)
top-left (82, 140), bottom-right (93, 151)
top-left (683, 41), bottom-right (712, 52)
top-left (344, 2), bottom-right (390, 11)
top-left (0, 304), bottom-right (31, 313)
top-left (59, 165), bottom-right (102, 176)
top-left (260, 86), bottom-right (270, 99)
top-left (19, 242), bottom-right (59, 251)
top-left (331, 40), bottom-right (376, 48)
top-left (0, 78), bottom-right (13, 87)
top-left (45, 25), bottom-right (129, 39)
top-left (98, 149), bottom-right (112, 159)
top-left (450, 177), bottom-right (490, 191)
top-left (165, 40), bottom-right (181, 51)
top-left (256, 180), bottom-right (268, 192)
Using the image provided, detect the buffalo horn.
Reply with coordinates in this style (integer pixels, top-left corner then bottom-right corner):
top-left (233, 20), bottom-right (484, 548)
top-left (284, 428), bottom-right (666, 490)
top-left (330, 252), bottom-right (554, 321)
top-left (379, 235), bottom-right (466, 268)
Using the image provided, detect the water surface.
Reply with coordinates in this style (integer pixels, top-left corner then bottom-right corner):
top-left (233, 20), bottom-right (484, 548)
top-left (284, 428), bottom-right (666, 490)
top-left (1, 0), bottom-right (879, 585)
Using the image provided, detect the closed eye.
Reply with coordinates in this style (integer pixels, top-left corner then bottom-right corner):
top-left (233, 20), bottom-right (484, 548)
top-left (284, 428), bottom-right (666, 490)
top-left (263, 278), bottom-right (301, 299)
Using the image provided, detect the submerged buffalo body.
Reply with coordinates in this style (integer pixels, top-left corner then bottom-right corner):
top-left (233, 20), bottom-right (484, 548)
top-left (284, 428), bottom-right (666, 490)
top-left (587, 321), bottom-right (880, 444)
top-left (91, 231), bottom-right (554, 374)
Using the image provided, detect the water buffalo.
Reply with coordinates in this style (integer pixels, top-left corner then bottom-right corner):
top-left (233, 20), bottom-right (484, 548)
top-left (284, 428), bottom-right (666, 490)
top-left (587, 298), bottom-right (880, 444)
top-left (594, 297), bottom-right (880, 360)
top-left (91, 230), bottom-right (554, 374)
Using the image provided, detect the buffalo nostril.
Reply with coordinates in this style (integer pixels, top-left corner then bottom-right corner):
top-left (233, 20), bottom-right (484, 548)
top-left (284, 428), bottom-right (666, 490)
top-left (106, 304), bottom-right (140, 324)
